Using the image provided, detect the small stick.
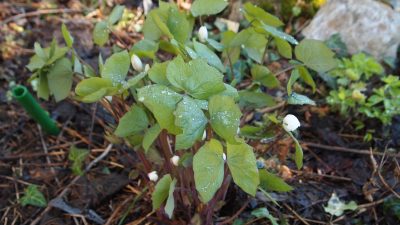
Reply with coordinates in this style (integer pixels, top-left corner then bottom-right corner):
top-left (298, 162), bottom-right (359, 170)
top-left (1, 8), bottom-right (82, 26)
top-left (38, 125), bottom-right (60, 186)
top-left (30, 144), bottom-right (113, 225)
top-left (303, 142), bottom-right (400, 158)
top-left (283, 203), bottom-right (311, 225)
top-left (218, 198), bottom-right (250, 225)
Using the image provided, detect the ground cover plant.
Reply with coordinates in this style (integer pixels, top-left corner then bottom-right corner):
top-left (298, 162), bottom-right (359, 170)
top-left (1, 0), bottom-right (400, 224)
top-left (22, 1), bottom-right (338, 222)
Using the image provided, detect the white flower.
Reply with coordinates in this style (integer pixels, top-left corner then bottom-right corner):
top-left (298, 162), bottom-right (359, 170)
top-left (198, 26), bottom-right (208, 42)
top-left (282, 114), bottom-right (301, 132)
top-left (170, 155), bottom-right (180, 166)
top-left (131, 54), bottom-right (143, 72)
top-left (222, 153), bottom-right (227, 162)
top-left (147, 171), bottom-right (158, 182)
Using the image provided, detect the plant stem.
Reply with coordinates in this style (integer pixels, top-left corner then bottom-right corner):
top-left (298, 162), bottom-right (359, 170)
top-left (159, 130), bottom-right (173, 173)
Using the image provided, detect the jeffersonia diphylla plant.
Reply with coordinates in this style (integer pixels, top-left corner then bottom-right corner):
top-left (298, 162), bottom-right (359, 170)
top-left (25, 0), bottom-right (337, 222)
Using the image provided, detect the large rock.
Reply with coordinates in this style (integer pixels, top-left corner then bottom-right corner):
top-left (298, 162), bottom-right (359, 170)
top-left (302, 0), bottom-right (400, 59)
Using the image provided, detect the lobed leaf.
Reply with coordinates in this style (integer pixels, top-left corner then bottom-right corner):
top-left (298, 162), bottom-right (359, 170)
top-left (193, 139), bottom-right (225, 203)
top-left (209, 95), bottom-right (242, 143)
top-left (174, 96), bottom-right (208, 150)
top-left (227, 140), bottom-right (259, 196)
top-left (115, 105), bottom-right (149, 137)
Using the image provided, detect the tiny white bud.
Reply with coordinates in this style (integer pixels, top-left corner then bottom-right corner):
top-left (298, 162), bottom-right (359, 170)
top-left (30, 79), bottom-right (38, 91)
top-left (147, 171), bottom-right (158, 182)
top-left (282, 114), bottom-right (301, 132)
top-left (138, 96), bottom-right (145, 102)
top-left (222, 153), bottom-right (226, 161)
top-left (105, 96), bottom-right (113, 102)
top-left (170, 155), bottom-right (180, 166)
top-left (202, 130), bottom-right (207, 141)
top-left (144, 64), bottom-right (150, 73)
top-left (131, 54), bottom-right (143, 72)
top-left (237, 127), bottom-right (240, 135)
top-left (198, 26), bottom-right (208, 43)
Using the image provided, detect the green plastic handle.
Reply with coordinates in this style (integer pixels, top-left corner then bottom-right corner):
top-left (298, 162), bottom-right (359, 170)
top-left (12, 85), bottom-right (60, 135)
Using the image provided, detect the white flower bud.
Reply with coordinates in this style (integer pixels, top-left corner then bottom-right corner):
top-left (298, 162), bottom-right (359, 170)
top-left (198, 26), bottom-right (208, 43)
top-left (131, 54), bottom-right (143, 72)
top-left (170, 155), bottom-right (180, 166)
top-left (147, 171), bottom-right (158, 182)
top-left (282, 114), bottom-right (301, 132)
top-left (202, 130), bottom-right (207, 141)
top-left (144, 64), bottom-right (150, 73)
top-left (105, 96), bottom-right (113, 102)
top-left (222, 153), bottom-right (226, 162)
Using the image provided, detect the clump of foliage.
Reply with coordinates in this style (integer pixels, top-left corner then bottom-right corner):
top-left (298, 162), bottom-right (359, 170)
top-left (326, 53), bottom-right (400, 126)
top-left (25, 0), bottom-right (337, 222)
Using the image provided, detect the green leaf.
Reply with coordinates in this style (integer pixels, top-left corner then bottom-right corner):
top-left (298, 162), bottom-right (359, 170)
top-left (68, 146), bottom-right (89, 176)
top-left (108, 5), bottom-right (125, 25)
top-left (243, 3), bottom-right (283, 27)
top-left (209, 95), bottom-right (241, 143)
top-left (230, 28), bottom-right (268, 63)
top-left (227, 140), bottom-right (259, 196)
top-left (61, 23), bottom-right (74, 48)
top-left (84, 64), bottom-right (96, 77)
top-left (47, 57), bottom-right (73, 102)
top-left (131, 39), bottom-right (159, 59)
top-left (220, 84), bottom-right (240, 101)
top-left (38, 73), bottom-right (50, 100)
top-left (152, 13), bottom-right (174, 39)
top-left (295, 39), bottom-right (337, 73)
top-left (143, 124), bottom-right (162, 152)
top-left (93, 21), bottom-right (109, 46)
top-left (101, 50), bottom-right (130, 85)
top-left (191, 0), bottom-right (228, 17)
top-left (287, 92), bottom-right (316, 106)
top-left (193, 41), bottom-right (225, 72)
top-left (148, 61), bottom-right (170, 85)
top-left (275, 37), bottom-right (292, 59)
top-left (257, 21), bottom-right (298, 45)
top-left (152, 174), bottom-right (172, 210)
top-left (251, 65), bottom-right (280, 88)
top-left (143, 3), bottom-right (172, 41)
top-left (294, 139), bottom-right (303, 169)
top-left (221, 30), bottom-right (240, 65)
top-left (175, 96), bottom-right (208, 150)
top-left (167, 7), bottom-right (191, 43)
top-left (259, 170), bottom-right (293, 192)
top-left (34, 42), bottom-right (47, 60)
top-left (166, 56), bottom-right (225, 99)
top-left (251, 208), bottom-right (279, 225)
top-left (73, 56), bottom-right (82, 74)
top-left (165, 179), bottom-right (177, 218)
top-left (193, 139), bottom-right (225, 203)
top-left (75, 77), bottom-right (114, 103)
top-left (20, 185), bottom-right (47, 207)
top-left (46, 46), bottom-right (69, 65)
top-left (298, 66), bottom-right (316, 93)
top-left (207, 38), bottom-right (224, 52)
top-left (239, 90), bottom-right (276, 109)
top-left (115, 105), bottom-right (149, 137)
top-left (137, 84), bottom-right (182, 134)
top-left (287, 69), bottom-right (300, 95)
top-left (27, 54), bottom-right (46, 71)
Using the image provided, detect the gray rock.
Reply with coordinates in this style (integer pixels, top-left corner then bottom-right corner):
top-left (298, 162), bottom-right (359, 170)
top-left (302, 0), bottom-right (400, 59)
